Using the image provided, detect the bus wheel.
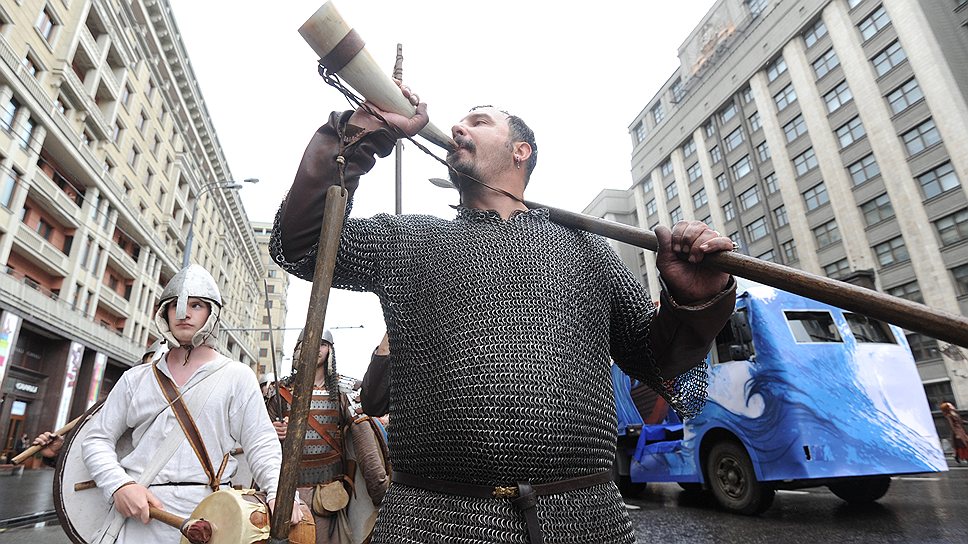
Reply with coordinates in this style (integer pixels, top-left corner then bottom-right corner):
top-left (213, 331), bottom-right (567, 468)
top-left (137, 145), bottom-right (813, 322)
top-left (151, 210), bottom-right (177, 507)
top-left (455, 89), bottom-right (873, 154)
top-left (706, 441), bottom-right (775, 515)
top-left (828, 476), bottom-right (891, 503)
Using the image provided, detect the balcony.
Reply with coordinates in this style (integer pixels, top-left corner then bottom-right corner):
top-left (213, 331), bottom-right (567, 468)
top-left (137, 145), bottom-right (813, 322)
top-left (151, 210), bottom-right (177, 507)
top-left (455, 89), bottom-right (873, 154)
top-left (54, 67), bottom-right (110, 140)
top-left (78, 25), bottom-right (103, 61)
top-left (97, 285), bottom-right (130, 316)
top-left (99, 67), bottom-right (122, 100)
top-left (12, 226), bottom-right (70, 277)
top-left (31, 170), bottom-right (82, 228)
top-left (107, 243), bottom-right (138, 278)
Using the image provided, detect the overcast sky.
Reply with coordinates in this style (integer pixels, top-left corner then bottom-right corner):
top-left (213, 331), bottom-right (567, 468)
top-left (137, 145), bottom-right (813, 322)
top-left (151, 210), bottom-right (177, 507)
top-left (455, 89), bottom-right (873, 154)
top-left (167, 0), bottom-right (718, 377)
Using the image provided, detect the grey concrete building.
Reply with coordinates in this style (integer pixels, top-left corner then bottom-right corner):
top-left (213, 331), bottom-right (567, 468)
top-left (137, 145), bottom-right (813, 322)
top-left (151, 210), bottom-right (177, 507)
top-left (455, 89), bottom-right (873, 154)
top-left (585, 0), bottom-right (968, 412)
top-left (252, 221), bottom-right (289, 382)
top-left (0, 0), bottom-right (266, 461)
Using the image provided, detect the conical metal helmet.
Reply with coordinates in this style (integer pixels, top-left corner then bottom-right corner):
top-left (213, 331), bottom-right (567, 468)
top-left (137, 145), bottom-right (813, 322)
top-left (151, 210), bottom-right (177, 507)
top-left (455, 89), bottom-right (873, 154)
top-left (159, 264), bottom-right (223, 319)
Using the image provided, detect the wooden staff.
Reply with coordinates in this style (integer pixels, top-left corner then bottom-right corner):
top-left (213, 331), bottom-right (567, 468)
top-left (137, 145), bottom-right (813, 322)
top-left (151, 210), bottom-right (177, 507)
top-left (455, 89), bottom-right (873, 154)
top-left (11, 413), bottom-right (83, 465)
top-left (268, 185), bottom-right (348, 542)
top-left (527, 201), bottom-right (968, 348)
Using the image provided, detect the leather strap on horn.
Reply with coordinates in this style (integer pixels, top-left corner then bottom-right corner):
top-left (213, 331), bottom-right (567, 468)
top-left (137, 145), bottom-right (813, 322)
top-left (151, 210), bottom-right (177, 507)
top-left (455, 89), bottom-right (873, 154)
top-left (319, 29), bottom-right (365, 74)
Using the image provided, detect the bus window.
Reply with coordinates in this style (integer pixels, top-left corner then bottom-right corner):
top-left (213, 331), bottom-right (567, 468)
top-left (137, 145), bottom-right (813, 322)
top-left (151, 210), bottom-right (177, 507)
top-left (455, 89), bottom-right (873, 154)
top-left (844, 313), bottom-right (896, 344)
top-left (784, 311), bottom-right (842, 343)
top-left (714, 310), bottom-right (755, 363)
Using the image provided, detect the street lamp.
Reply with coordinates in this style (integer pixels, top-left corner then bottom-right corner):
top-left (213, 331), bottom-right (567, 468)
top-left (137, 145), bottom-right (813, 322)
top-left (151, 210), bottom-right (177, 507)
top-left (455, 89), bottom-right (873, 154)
top-left (182, 178), bottom-right (259, 268)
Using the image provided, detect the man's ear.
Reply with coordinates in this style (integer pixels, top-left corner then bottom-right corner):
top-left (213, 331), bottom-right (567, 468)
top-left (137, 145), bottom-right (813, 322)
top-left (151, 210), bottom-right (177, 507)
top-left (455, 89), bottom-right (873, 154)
top-left (513, 141), bottom-right (533, 163)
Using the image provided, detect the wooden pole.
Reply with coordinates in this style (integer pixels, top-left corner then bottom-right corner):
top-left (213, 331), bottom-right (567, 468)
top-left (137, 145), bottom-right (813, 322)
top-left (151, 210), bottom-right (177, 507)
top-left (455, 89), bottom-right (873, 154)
top-left (269, 185), bottom-right (348, 542)
top-left (526, 201), bottom-right (968, 348)
top-left (11, 413), bottom-right (83, 465)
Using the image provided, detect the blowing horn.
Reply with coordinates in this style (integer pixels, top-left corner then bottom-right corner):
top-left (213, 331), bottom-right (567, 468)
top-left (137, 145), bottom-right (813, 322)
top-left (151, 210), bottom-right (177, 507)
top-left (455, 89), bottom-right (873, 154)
top-left (299, 2), bottom-right (454, 150)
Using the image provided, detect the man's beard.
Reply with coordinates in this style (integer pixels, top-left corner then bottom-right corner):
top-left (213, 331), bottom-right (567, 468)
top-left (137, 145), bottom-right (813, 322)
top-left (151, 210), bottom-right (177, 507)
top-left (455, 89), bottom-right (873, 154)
top-left (446, 139), bottom-right (478, 190)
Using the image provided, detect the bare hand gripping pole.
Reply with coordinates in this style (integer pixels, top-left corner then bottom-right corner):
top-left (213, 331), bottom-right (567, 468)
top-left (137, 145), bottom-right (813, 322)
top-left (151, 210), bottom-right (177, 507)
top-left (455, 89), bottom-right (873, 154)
top-left (296, 1), bottom-right (968, 351)
top-left (268, 186), bottom-right (348, 542)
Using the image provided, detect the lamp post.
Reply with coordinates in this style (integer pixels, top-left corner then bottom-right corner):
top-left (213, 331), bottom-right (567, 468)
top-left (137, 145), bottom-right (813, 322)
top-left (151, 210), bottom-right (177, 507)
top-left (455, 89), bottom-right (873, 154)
top-left (182, 178), bottom-right (258, 268)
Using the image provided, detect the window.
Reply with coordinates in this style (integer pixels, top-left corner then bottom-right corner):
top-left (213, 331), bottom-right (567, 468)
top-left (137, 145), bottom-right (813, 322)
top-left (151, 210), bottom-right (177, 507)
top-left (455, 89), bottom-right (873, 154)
top-left (887, 281), bottom-right (922, 303)
top-left (747, 0), bottom-right (768, 17)
top-left (687, 163), bottom-right (702, 183)
top-left (731, 156), bottom-right (752, 179)
top-left (934, 208), bottom-right (968, 245)
top-left (1, 169), bottom-right (19, 208)
top-left (35, 6), bottom-right (56, 42)
top-left (803, 182), bottom-right (829, 211)
top-left (259, 348), bottom-right (268, 358)
top-left (120, 84), bottom-right (132, 107)
top-left (646, 198), bottom-right (657, 216)
top-left (268, 269), bottom-right (278, 278)
top-left (917, 162), bottom-right (960, 199)
top-left (873, 236), bottom-right (909, 266)
top-left (643, 177), bottom-right (654, 193)
top-left (848, 153), bottom-right (880, 185)
top-left (785, 311), bottom-right (842, 343)
top-left (127, 145), bottom-right (140, 168)
top-left (764, 172), bottom-right (779, 194)
top-left (683, 138), bottom-right (697, 156)
top-left (908, 333), bottom-right (941, 362)
top-left (824, 80), bottom-right (853, 112)
top-left (652, 102), bottom-right (665, 124)
top-left (749, 111), bottom-right (761, 132)
top-left (774, 205), bottom-right (789, 226)
top-left (717, 173), bottom-right (729, 192)
top-left (261, 332), bottom-right (271, 341)
top-left (848, 0), bottom-right (864, 8)
top-left (671, 78), bottom-right (685, 102)
top-left (22, 55), bottom-right (39, 77)
top-left (860, 193), bottom-right (895, 225)
top-left (634, 122), bottom-right (646, 144)
top-left (746, 217), bottom-right (769, 241)
top-left (784, 114), bottom-right (807, 142)
top-left (692, 188), bottom-right (708, 209)
top-left (766, 56), bottom-right (787, 82)
top-left (262, 316), bottom-right (270, 325)
top-left (670, 206), bottom-right (683, 223)
top-left (836, 116), bottom-right (866, 148)
top-left (665, 182), bottom-right (678, 201)
top-left (886, 78), bottom-right (923, 115)
top-left (661, 159), bottom-right (674, 177)
top-left (1, 96), bottom-right (18, 132)
top-left (720, 102), bottom-right (737, 123)
top-left (724, 201), bottom-right (736, 221)
top-left (710, 145), bottom-right (722, 164)
top-left (704, 122), bottom-right (715, 138)
top-left (952, 264), bottom-right (968, 295)
top-left (725, 127), bottom-right (745, 151)
top-left (872, 40), bottom-right (907, 77)
top-left (138, 111), bottom-right (149, 133)
top-left (112, 121), bottom-right (122, 143)
top-left (902, 118), bottom-right (941, 156)
top-left (739, 186), bottom-right (760, 210)
top-left (36, 218), bottom-right (53, 240)
top-left (824, 258), bottom-right (850, 277)
top-left (774, 83), bottom-right (797, 111)
top-left (756, 142), bottom-right (771, 162)
top-left (757, 249), bottom-right (776, 262)
top-left (804, 19), bottom-right (828, 48)
top-left (814, 219), bottom-right (841, 248)
top-left (845, 313), bottom-right (896, 343)
top-left (859, 5), bottom-right (891, 41)
top-left (813, 48), bottom-right (840, 79)
top-left (781, 240), bottom-right (798, 262)
top-left (793, 148), bottom-right (818, 176)
top-left (741, 87), bottom-right (754, 104)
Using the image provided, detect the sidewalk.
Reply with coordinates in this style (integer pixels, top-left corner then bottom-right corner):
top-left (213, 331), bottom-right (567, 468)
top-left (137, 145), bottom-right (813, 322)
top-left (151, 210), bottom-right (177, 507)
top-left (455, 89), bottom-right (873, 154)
top-left (0, 467), bottom-right (57, 528)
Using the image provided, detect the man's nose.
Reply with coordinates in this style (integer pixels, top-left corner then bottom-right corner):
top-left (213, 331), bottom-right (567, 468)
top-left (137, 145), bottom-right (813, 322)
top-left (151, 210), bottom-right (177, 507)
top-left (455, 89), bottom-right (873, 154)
top-left (451, 124), bottom-right (467, 138)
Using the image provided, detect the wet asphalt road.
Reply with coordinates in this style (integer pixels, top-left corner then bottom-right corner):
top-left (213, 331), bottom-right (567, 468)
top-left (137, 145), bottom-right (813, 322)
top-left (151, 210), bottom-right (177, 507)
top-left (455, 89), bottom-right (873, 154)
top-left (2, 466), bottom-right (965, 543)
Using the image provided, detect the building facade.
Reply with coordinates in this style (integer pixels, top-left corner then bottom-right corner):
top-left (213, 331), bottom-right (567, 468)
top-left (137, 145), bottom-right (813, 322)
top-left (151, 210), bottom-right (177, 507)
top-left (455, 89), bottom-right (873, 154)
top-left (252, 221), bottom-right (289, 382)
top-left (0, 0), bottom-right (265, 462)
top-left (586, 0), bottom-right (968, 412)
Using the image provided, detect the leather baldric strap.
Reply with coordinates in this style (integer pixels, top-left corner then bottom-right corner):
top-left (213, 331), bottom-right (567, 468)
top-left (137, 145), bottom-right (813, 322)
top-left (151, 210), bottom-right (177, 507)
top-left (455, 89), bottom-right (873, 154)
top-left (391, 470), bottom-right (613, 544)
top-left (319, 29), bottom-right (365, 74)
top-left (153, 365), bottom-right (220, 493)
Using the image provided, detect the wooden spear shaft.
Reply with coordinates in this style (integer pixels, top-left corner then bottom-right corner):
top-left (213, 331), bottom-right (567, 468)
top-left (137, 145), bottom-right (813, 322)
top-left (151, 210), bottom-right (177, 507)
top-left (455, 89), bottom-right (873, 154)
top-left (526, 200), bottom-right (968, 349)
top-left (268, 185), bottom-right (348, 542)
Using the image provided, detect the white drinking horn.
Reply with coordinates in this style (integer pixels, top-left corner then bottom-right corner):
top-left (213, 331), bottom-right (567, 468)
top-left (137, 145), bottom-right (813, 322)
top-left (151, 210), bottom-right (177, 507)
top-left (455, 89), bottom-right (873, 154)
top-left (299, 1), bottom-right (455, 152)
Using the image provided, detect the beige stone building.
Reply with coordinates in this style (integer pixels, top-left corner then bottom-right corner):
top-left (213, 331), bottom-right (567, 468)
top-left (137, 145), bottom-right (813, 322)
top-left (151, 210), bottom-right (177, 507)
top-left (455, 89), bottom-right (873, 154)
top-left (0, 0), bottom-right (266, 460)
top-left (585, 0), bottom-right (968, 411)
top-left (252, 221), bottom-right (289, 382)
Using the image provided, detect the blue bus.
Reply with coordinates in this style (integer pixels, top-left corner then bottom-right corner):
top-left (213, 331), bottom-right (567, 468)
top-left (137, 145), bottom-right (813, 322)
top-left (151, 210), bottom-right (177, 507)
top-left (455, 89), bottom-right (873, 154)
top-left (612, 280), bottom-right (947, 514)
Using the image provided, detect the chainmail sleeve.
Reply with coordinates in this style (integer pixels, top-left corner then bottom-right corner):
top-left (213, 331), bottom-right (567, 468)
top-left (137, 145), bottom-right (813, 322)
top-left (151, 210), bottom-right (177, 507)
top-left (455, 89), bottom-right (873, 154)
top-left (596, 235), bottom-right (709, 419)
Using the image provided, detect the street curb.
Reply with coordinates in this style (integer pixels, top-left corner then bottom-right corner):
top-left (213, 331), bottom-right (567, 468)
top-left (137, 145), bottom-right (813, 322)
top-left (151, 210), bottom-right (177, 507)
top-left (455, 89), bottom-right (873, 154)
top-left (0, 511), bottom-right (58, 530)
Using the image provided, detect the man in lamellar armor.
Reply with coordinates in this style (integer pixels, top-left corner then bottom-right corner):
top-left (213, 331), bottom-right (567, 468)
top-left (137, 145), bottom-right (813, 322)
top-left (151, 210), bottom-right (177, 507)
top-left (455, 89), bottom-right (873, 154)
top-left (269, 87), bottom-right (737, 543)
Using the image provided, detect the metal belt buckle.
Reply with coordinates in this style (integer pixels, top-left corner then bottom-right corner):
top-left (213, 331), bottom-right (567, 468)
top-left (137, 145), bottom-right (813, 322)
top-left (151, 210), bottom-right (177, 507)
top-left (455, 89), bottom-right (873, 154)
top-left (492, 485), bottom-right (519, 499)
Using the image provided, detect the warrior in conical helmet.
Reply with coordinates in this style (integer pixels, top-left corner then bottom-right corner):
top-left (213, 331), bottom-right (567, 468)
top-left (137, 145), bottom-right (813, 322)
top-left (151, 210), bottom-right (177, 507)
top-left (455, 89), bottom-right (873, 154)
top-left (81, 264), bottom-right (303, 542)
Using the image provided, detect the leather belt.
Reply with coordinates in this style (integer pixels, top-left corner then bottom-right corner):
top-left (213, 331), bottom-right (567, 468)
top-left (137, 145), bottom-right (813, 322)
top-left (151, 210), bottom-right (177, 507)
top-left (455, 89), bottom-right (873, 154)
top-left (391, 470), bottom-right (612, 544)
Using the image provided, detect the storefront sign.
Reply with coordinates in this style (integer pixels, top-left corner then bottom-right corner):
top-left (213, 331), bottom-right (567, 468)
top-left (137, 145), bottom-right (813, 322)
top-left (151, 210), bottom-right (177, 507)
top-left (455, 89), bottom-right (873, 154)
top-left (86, 352), bottom-right (107, 408)
top-left (55, 341), bottom-right (85, 429)
top-left (14, 382), bottom-right (38, 394)
top-left (0, 311), bottom-right (23, 387)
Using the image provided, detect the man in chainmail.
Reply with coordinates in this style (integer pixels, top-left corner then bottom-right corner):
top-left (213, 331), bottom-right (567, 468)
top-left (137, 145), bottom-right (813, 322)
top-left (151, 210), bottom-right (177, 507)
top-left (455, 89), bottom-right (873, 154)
top-left (270, 89), bottom-right (737, 543)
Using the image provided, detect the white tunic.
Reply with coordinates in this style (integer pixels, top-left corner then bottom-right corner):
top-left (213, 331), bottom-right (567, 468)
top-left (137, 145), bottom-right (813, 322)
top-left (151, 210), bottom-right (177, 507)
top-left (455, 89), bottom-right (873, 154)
top-left (83, 354), bottom-right (281, 543)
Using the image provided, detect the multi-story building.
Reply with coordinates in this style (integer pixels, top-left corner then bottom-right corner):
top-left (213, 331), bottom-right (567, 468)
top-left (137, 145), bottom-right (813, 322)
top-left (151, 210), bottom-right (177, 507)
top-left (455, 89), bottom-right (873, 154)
top-left (585, 0), bottom-right (968, 413)
top-left (0, 0), bottom-right (265, 461)
top-left (252, 221), bottom-right (289, 381)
